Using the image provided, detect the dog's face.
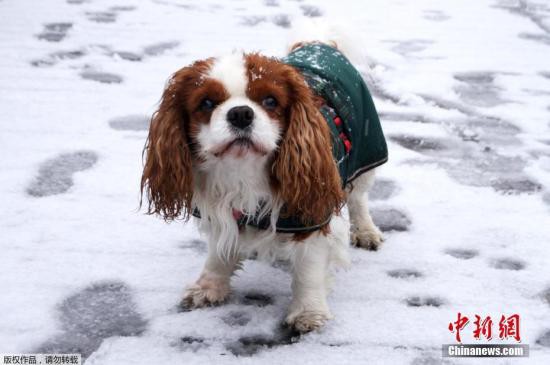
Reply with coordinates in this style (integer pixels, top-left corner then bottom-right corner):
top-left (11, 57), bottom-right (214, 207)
top-left (192, 53), bottom-right (288, 160)
top-left (141, 52), bottom-right (343, 225)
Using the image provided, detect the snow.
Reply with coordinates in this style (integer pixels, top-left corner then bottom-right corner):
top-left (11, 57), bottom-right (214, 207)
top-left (1, 0), bottom-right (549, 364)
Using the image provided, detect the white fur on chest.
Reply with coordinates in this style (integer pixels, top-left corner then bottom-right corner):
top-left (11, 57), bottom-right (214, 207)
top-left (193, 155), bottom-right (282, 258)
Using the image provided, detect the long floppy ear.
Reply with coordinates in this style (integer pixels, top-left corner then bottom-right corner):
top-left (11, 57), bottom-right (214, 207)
top-left (140, 69), bottom-right (195, 221)
top-left (272, 68), bottom-right (345, 225)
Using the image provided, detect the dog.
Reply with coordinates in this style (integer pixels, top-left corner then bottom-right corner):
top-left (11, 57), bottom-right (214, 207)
top-left (140, 36), bottom-right (388, 333)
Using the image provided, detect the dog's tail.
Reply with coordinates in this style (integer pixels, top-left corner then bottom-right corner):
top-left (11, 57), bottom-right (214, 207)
top-left (286, 19), bottom-right (363, 66)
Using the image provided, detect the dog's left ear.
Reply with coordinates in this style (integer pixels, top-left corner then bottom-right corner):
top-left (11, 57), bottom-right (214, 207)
top-left (271, 66), bottom-right (344, 225)
top-left (140, 66), bottom-right (198, 221)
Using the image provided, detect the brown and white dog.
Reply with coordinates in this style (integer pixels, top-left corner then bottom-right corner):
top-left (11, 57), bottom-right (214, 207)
top-left (141, 39), bottom-right (383, 333)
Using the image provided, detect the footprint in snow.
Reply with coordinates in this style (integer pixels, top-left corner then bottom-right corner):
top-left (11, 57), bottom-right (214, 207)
top-left (222, 310), bottom-right (252, 326)
top-left (225, 325), bottom-right (300, 356)
top-left (36, 23), bottom-right (72, 42)
top-left (519, 32), bottom-right (550, 46)
top-left (177, 336), bottom-right (209, 352)
top-left (80, 71), bottom-right (123, 84)
top-left (26, 151), bottom-right (98, 197)
top-left (537, 330), bottom-right (550, 347)
top-left (240, 16), bottom-right (267, 27)
top-left (85, 11), bottom-right (118, 23)
top-left (143, 41), bottom-right (180, 56)
top-left (490, 258), bottom-right (526, 271)
top-left (240, 292), bottom-right (273, 307)
top-left (405, 296), bottom-right (445, 308)
top-left (111, 51), bottom-right (143, 61)
top-left (109, 115), bottom-right (150, 131)
top-left (445, 249), bottom-right (478, 260)
top-left (31, 50), bottom-right (86, 68)
top-left (300, 5), bottom-right (322, 18)
top-left (388, 269), bottom-right (423, 279)
top-left (272, 14), bottom-right (291, 28)
top-left (371, 207), bottom-right (411, 232)
top-left (387, 39), bottom-right (433, 58)
top-left (35, 281), bottom-right (147, 359)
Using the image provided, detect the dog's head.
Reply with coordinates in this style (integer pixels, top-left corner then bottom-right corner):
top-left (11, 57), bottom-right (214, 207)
top-left (141, 52), bottom-right (344, 224)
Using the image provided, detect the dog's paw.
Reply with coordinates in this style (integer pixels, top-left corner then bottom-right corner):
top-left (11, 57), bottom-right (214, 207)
top-left (285, 309), bottom-right (331, 333)
top-left (180, 273), bottom-right (230, 309)
top-left (351, 227), bottom-right (384, 251)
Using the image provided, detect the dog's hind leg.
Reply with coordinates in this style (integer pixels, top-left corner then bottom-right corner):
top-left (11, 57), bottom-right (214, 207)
top-left (347, 170), bottom-right (384, 251)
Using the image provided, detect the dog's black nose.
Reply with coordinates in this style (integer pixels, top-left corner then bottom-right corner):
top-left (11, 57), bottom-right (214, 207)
top-left (227, 105), bottom-right (254, 129)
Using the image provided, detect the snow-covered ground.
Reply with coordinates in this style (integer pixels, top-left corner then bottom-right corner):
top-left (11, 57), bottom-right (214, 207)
top-left (1, 0), bottom-right (550, 363)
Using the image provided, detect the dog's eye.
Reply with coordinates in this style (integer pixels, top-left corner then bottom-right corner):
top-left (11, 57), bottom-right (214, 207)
top-left (262, 96), bottom-right (278, 110)
top-left (199, 98), bottom-right (216, 111)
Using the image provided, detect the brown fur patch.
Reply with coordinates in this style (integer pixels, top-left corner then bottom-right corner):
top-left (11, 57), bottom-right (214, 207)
top-left (262, 56), bottom-right (345, 226)
top-left (141, 58), bottom-right (229, 221)
top-left (244, 53), bottom-right (292, 128)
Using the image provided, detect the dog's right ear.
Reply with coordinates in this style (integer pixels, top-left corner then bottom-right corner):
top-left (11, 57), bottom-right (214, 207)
top-left (140, 66), bottom-right (201, 221)
top-left (271, 65), bottom-right (344, 225)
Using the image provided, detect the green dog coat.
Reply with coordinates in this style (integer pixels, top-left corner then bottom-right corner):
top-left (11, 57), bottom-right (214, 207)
top-left (284, 43), bottom-right (388, 185)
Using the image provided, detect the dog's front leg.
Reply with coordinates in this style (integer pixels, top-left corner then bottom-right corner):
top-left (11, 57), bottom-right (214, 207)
top-left (286, 234), bottom-right (332, 333)
top-left (181, 239), bottom-right (240, 309)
